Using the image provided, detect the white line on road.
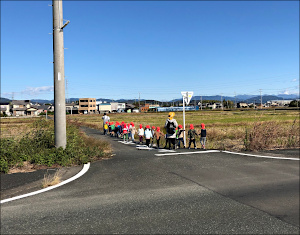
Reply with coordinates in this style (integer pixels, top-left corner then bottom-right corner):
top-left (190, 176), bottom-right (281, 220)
top-left (1, 163), bottom-right (90, 204)
top-left (155, 150), bottom-right (220, 156)
top-left (223, 151), bottom-right (300, 161)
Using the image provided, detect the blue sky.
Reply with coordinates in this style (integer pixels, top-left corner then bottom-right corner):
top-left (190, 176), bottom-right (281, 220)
top-left (1, 1), bottom-right (299, 101)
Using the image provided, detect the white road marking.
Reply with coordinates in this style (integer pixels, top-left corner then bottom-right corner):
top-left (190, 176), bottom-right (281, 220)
top-left (158, 149), bottom-right (176, 153)
top-left (1, 163), bottom-right (90, 204)
top-left (155, 150), bottom-right (220, 156)
top-left (137, 146), bottom-right (155, 150)
top-left (223, 151), bottom-right (300, 161)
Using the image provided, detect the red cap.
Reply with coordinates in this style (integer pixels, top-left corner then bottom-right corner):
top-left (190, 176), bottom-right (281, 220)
top-left (178, 124), bottom-right (183, 129)
top-left (106, 121), bottom-right (108, 124)
top-left (146, 125), bottom-right (150, 129)
top-left (201, 123), bottom-right (205, 129)
top-left (132, 123), bottom-right (135, 127)
top-left (152, 126), bottom-right (155, 129)
top-left (190, 124), bottom-right (194, 129)
top-left (139, 124), bottom-right (143, 128)
top-left (156, 127), bottom-right (160, 131)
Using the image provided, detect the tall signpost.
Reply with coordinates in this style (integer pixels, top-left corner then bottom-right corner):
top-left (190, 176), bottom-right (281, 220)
top-left (181, 91), bottom-right (193, 147)
top-left (53, 0), bottom-right (69, 148)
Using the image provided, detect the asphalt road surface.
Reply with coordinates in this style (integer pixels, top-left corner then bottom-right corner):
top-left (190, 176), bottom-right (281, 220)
top-left (1, 127), bottom-right (299, 234)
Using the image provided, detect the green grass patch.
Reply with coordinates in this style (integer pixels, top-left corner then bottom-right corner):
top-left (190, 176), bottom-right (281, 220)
top-left (0, 118), bottom-right (111, 174)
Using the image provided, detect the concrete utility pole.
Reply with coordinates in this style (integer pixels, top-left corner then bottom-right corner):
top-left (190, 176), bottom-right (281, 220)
top-left (259, 89), bottom-right (262, 109)
top-left (201, 96), bottom-right (202, 110)
top-left (138, 93), bottom-right (140, 110)
top-left (53, 0), bottom-right (69, 148)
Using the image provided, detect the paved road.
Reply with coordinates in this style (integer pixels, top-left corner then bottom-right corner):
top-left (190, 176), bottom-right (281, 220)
top-left (1, 127), bottom-right (299, 234)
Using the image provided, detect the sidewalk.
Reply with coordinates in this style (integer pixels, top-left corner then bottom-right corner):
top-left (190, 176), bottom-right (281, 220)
top-left (1, 165), bottom-right (83, 201)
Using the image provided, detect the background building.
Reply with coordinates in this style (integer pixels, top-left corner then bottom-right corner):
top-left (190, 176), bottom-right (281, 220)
top-left (79, 98), bottom-right (96, 114)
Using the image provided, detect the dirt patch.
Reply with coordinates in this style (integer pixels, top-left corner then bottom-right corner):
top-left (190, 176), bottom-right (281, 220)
top-left (8, 161), bottom-right (62, 174)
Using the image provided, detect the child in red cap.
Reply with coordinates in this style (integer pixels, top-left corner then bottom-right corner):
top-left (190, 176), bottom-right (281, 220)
top-left (138, 124), bottom-right (144, 144)
top-left (200, 123), bottom-right (206, 149)
top-left (129, 122), bottom-right (136, 142)
top-left (123, 123), bottom-right (129, 142)
top-left (176, 124), bottom-right (185, 148)
top-left (144, 125), bottom-right (153, 147)
top-left (104, 121), bottom-right (109, 135)
top-left (188, 124), bottom-right (198, 149)
top-left (154, 126), bottom-right (165, 149)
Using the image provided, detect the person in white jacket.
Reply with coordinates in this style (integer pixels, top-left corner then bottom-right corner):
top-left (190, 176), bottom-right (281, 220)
top-left (144, 125), bottom-right (153, 147)
top-left (138, 124), bottom-right (144, 144)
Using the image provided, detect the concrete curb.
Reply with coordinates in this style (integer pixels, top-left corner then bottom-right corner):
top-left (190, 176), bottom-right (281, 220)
top-left (1, 163), bottom-right (90, 204)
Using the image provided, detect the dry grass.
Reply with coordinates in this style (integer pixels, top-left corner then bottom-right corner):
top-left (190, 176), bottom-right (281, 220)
top-left (67, 110), bottom-right (299, 151)
top-left (42, 169), bottom-right (62, 188)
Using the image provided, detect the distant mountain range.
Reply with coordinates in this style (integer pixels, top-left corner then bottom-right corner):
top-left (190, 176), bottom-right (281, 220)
top-left (0, 94), bottom-right (298, 105)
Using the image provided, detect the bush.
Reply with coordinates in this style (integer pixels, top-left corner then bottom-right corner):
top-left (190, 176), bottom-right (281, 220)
top-left (0, 119), bottom-right (111, 173)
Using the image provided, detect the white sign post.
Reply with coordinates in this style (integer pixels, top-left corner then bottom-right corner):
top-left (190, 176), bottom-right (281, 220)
top-left (181, 91), bottom-right (193, 147)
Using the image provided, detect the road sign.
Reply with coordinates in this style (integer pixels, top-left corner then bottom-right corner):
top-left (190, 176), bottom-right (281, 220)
top-left (181, 91), bottom-right (193, 105)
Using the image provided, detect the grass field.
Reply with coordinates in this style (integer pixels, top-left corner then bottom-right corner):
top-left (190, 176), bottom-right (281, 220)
top-left (67, 110), bottom-right (300, 151)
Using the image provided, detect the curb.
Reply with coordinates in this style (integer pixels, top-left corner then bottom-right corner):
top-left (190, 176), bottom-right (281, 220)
top-left (1, 163), bottom-right (90, 204)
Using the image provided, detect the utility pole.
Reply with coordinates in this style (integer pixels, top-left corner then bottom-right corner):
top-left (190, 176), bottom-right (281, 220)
top-left (259, 89), bottom-right (262, 109)
top-left (234, 92), bottom-right (237, 109)
top-left (138, 93), bottom-right (140, 110)
top-left (220, 93), bottom-right (223, 110)
top-left (201, 96), bottom-right (202, 110)
top-left (53, 0), bottom-right (69, 148)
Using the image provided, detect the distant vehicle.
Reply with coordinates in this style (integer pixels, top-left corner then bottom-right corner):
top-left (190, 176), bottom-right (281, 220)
top-left (117, 109), bottom-right (125, 113)
top-left (132, 109), bottom-right (139, 113)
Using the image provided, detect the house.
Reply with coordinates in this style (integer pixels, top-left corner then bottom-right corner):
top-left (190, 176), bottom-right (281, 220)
top-left (10, 100), bottom-right (31, 116)
top-left (0, 102), bottom-right (11, 116)
top-left (110, 102), bottom-right (126, 112)
top-left (207, 103), bottom-right (216, 109)
top-left (66, 103), bottom-right (79, 114)
top-left (140, 103), bottom-right (150, 112)
top-left (79, 98), bottom-right (96, 114)
top-left (125, 104), bottom-right (135, 112)
top-left (98, 103), bottom-right (112, 113)
top-left (237, 102), bottom-right (248, 108)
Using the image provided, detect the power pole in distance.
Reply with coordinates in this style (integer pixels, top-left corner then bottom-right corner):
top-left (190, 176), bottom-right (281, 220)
top-left (259, 89), bottom-right (262, 109)
top-left (53, 0), bottom-right (69, 148)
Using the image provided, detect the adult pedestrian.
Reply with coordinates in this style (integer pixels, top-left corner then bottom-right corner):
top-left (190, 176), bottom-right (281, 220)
top-left (102, 113), bottom-right (110, 134)
top-left (164, 112), bottom-right (178, 150)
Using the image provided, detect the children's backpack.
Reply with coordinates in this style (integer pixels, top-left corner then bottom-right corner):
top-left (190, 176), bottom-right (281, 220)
top-left (166, 121), bottom-right (176, 135)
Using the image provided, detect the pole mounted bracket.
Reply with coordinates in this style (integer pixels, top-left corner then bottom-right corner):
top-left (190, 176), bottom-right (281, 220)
top-left (61, 20), bottom-right (70, 29)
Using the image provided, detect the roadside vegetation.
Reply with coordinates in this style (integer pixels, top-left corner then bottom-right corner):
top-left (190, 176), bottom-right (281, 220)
top-left (67, 110), bottom-right (299, 151)
top-left (0, 118), bottom-right (111, 174)
top-left (1, 110), bottom-right (298, 173)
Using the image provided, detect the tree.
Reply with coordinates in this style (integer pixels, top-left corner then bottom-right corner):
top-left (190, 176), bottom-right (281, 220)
top-left (289, 100), bottom-right (300, 107)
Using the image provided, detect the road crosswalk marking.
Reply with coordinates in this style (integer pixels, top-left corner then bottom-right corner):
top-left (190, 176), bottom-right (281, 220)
top-left (155, 150), bottom-right (220, 156)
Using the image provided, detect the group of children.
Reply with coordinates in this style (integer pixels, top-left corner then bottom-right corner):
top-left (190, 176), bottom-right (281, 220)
top-left (103, 121), bottom-right (207, 150)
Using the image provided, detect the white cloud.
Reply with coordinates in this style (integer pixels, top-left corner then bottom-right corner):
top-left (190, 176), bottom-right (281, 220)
top-left (22, 86), bottom-right (54, 96)
top-left (292, 78), bottom-right (299, 82)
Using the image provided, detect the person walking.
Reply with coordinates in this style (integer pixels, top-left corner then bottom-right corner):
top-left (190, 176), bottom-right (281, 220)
top-left (144, 125), bottom-right (153, 147)
top-left (176, 125), bottom-right (185, 148)
top-left (122, 123), bottom-right (129, 142)
top-left (103, 121), bottom-right (109, 135)
top-left (151, 126), bottom-right (156, 147)
top-left (200, 123), bottom-right (207, 149)
top-left (154, 126), bottom-right (165, 149)
top-left (188, 124), bottom-right (198, 149)
top-left (129, 122), bottom-right (137, 142)
top-left (138, 124), bottom-right (144, 144)
top-left (102, 113), bottom-right (110, 134)
top-left (164, 112), bottom-right (178, 150)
